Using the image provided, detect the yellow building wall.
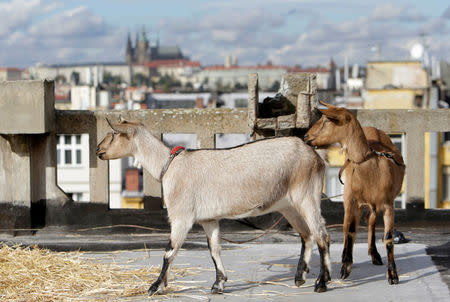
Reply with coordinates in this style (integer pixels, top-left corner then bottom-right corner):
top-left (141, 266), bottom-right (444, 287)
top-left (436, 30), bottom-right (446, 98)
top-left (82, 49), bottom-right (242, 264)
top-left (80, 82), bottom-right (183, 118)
top-left (362, 61), bottom-right (449, 208)
top-left (366, 61), bottom-right (427, 90)
top-left (364, 89), bottom-right (417, 109)
top-left (122, 197), bottom-right (144, 209)
top-left (439, 143), bottom-right (450, 209)
top-left (327, 146), bottom-right (346, 166)
top-left (424, 133), bottom-right (450, 209)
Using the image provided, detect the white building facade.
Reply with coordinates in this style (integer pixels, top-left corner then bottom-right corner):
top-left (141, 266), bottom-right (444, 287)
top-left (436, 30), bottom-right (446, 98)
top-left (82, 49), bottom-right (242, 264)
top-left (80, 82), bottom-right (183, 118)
top-left (56, 134), bottom-right (122, 208)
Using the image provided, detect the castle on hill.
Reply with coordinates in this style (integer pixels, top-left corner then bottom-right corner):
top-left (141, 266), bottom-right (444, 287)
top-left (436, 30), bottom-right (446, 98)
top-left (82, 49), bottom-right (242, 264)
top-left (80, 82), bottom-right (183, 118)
top-left (126, 29), bottom-right (186, 64)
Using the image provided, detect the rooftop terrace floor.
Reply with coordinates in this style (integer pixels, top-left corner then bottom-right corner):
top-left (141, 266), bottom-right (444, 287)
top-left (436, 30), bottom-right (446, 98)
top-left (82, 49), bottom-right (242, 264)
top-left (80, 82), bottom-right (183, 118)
top-left (1, 225), bottom-right (449, 301)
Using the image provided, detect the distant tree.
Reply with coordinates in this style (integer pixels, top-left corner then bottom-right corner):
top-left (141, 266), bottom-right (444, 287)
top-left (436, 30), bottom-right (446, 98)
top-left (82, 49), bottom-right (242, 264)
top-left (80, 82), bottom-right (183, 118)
top-left (215, 78), bottom-right (223, 91)
top-left (270, 80), bottom-right (280, 91)
top-left (157, 74), bottom-right (181, 92)
top-left (234, 82), bottom-right (243, 90)
top-left (103, 72), bottom-right (123, 85)
top-left (132, 73), bottom-right (149, 86)
top-left (70, 72), bottom-right (80, 85)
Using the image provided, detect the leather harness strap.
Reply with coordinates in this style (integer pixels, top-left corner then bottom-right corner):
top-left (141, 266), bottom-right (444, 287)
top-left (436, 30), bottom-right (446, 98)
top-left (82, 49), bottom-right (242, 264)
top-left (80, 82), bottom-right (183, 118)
top-left (338, 148), bottom-right (404, 185)
top-left (159, 146), bottom-right (185, 181)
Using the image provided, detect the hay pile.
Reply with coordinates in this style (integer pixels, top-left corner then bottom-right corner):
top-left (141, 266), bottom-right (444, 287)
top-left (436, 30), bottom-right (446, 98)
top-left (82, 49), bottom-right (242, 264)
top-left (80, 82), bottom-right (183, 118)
top-left (0, 244), bottom-right (194, 301)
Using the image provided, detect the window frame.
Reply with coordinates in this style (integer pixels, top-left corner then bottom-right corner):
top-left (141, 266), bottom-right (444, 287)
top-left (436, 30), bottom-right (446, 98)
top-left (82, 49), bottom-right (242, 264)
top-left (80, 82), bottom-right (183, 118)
top-left (56, 134), bottom-right (83, 167)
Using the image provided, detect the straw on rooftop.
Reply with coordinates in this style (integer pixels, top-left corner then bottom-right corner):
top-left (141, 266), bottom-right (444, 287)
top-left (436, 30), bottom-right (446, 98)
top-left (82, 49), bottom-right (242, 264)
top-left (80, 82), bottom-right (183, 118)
top-left (0, 244), bottom-right (195, 301)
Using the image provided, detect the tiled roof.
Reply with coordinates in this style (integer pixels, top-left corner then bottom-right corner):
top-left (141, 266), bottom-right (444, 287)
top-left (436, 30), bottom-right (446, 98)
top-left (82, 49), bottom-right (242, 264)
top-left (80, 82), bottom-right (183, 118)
top-left (144, 59), bottom-right (201, 68)
top-left (0, 67), bottom-right (22, 72)
top-left (203, 65), bottom-right (288, 71)
top-left (288, 67), bottom-right (330, 73)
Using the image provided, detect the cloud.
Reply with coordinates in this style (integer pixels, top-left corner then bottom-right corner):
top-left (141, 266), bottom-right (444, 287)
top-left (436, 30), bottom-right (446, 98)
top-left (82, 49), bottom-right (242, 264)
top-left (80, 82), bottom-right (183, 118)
top-left (28, 6), bottom-right (107, 37)
top-left (371, 3), bottom-right (426, 22)
top-left (0, 0), bottom-right (448, 68)
top-left (0, 2), bottom-right (125, 67)
top-left (156, 2), bottom-right (447, 67)
top-left (0, 0), bottom-right (49, 36)
top-left (157, 8), bottom-right (293, 65)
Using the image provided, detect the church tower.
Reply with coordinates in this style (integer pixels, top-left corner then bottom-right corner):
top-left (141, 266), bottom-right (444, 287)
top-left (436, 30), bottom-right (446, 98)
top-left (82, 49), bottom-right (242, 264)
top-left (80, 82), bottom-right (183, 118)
top-left (137, 28), bottom-right (149, 64)
top-left (125, 32), bottom-right (134, 64)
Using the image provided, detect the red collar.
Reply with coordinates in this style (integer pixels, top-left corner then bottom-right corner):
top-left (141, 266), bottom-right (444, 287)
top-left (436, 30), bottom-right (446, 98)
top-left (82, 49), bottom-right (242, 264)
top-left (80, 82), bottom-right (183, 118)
top-left (160, 146), bottom-right (185, 181)
top-left (171, 146), bottom-right (185, 155)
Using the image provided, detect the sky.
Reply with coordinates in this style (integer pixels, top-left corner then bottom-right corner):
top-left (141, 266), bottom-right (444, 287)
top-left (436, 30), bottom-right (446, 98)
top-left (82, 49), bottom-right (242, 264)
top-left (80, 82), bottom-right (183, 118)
top-left (0, 0), bottom-right (449, 68)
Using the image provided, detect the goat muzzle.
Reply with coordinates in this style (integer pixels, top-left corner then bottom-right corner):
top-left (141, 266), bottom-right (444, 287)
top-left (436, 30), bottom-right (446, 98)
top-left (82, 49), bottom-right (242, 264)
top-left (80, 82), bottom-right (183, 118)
top-left (304, 134), bottom-right (314, 146)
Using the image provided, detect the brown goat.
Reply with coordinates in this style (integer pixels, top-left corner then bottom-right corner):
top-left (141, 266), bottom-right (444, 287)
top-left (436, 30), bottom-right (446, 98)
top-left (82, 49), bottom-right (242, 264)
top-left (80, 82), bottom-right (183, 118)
top-left (304, 101), bottom-right (405, 285)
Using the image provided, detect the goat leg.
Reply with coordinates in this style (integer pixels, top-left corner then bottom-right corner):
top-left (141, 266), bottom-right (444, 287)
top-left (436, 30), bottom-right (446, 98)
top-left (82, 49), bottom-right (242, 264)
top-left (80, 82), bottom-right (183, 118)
top-left (201, 221), bottom-right (227, 294)
top-left (314, 241), bottom-right (330, 293)
top-left (383, 208), bottom-right (399, 285)
top-left (148, 219), bottom-right (192, 296)
top-left (341, 207), bottom-right (359, 279)
top-left (279, 209), bottom-right (314, 287)
top-left (295, 237), bottom-right (312, 286)
top-left (367, 209), bottom-right (383, 265)
top-left (148, 241), bottom-right (172, 296)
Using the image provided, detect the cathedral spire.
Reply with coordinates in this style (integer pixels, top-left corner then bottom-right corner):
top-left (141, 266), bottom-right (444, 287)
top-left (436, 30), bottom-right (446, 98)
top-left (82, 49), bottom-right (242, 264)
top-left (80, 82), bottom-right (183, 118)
top-left (141, 26), bottom-right (148, 43)
top-left (126, 32), bottom-right (134, 64)
top-left (126, 32), bottom-right (132, 51)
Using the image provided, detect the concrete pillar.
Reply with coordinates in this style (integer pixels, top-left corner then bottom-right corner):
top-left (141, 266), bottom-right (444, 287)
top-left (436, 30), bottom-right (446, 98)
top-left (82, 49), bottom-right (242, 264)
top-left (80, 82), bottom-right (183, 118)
top-left (248, 73), bottom-right (259, 133)
top-left (0, 135), bottom-right (32, 230)
top-left (0, 135), bottom-right (31, 206)
top-left (197, 132), bottom-right (216, 149)
top-left (89, 118), bottom-right (109, 204)
top-left (405, 129), bottom-right (425, 203)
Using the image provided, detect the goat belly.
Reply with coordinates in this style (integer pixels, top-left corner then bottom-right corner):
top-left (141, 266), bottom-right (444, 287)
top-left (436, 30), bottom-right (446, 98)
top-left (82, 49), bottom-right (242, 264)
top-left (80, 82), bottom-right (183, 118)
top-left (222, 198), bottom-right (288, 220)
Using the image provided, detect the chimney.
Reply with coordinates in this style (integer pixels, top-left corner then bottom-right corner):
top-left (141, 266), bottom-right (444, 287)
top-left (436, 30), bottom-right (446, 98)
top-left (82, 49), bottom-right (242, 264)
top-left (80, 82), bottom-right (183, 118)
top-left (125, 169), bottom-right (140, 191)
top-left (196, 97), bottom-right (204, 108)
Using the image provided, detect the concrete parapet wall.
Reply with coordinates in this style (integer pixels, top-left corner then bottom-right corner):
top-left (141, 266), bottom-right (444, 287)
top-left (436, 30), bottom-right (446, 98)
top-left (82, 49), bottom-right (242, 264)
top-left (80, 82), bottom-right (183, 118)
top-left (0, 80), bottom-right (54, 134)
top-left (1, 80), bottom-right (450, 233)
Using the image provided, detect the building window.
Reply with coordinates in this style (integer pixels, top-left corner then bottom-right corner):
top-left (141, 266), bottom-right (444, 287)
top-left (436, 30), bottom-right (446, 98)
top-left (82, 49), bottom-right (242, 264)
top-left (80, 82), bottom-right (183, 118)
top-left (389, 134), bottom-right (403, 153)
top-left (57, 134), bottom-right (82, 166)
top-left (443, 171), bottom-right (450, 202)
top-left (325, 167), bottom-right (344, 202)
top-left (67, 192), bottom-right (83, 201)
top-left (234, 98), bottom-right (248, 108)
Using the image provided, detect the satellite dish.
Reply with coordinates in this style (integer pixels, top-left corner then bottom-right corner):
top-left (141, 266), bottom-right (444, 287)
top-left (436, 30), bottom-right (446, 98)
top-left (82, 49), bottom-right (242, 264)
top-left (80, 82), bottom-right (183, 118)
top-left (410, 43), bottom-right (424, 59)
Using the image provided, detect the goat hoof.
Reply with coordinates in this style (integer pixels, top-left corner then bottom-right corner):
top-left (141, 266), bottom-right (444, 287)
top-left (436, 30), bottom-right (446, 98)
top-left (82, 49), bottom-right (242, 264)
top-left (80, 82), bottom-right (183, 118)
top-left (340, 262), bottom-right (352, 279)
top-left (314, 278), bottom-right (327, 293)
top-left (371, 253), bottom-right (383, 265)
top-left (148, 283), bottom-right (162, 296)
top-left (295, 269), bottom-right (308, 287)
top-left (211, 280), bottom-right (225, 294)
top-left (211, 287), bottom-right (223, 294)
top-left (388, 270), bottom-right (399, 285)
top-left (295, 278), bottom-right (306, 287)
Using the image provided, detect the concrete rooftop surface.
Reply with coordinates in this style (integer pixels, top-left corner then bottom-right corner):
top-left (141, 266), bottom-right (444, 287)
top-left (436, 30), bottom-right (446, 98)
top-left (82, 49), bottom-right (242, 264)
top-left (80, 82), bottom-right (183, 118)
top-left (1, 226), bottom-right (449, 301)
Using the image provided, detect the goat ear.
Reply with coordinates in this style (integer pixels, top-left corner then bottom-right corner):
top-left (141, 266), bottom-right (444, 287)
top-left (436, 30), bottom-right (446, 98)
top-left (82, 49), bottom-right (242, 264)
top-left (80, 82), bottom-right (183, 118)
top-left (106, 117), bottom-right (115, 130)
top-left (319, 108), bottom-right (343, 122)
top-left (319, 100), bottom-right (331, 108)
top-left (319, 100), bottom-right (339, 109)
top-left (105, 118), bottom-right (136, 137)
top-left (119, 115), bottom-right (127, 124)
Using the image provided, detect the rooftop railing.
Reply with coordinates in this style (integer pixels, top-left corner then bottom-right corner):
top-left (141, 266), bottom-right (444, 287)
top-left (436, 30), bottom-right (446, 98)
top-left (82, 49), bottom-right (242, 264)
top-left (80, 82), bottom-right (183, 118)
top-left (1, 79), bottom-right (449, 232)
